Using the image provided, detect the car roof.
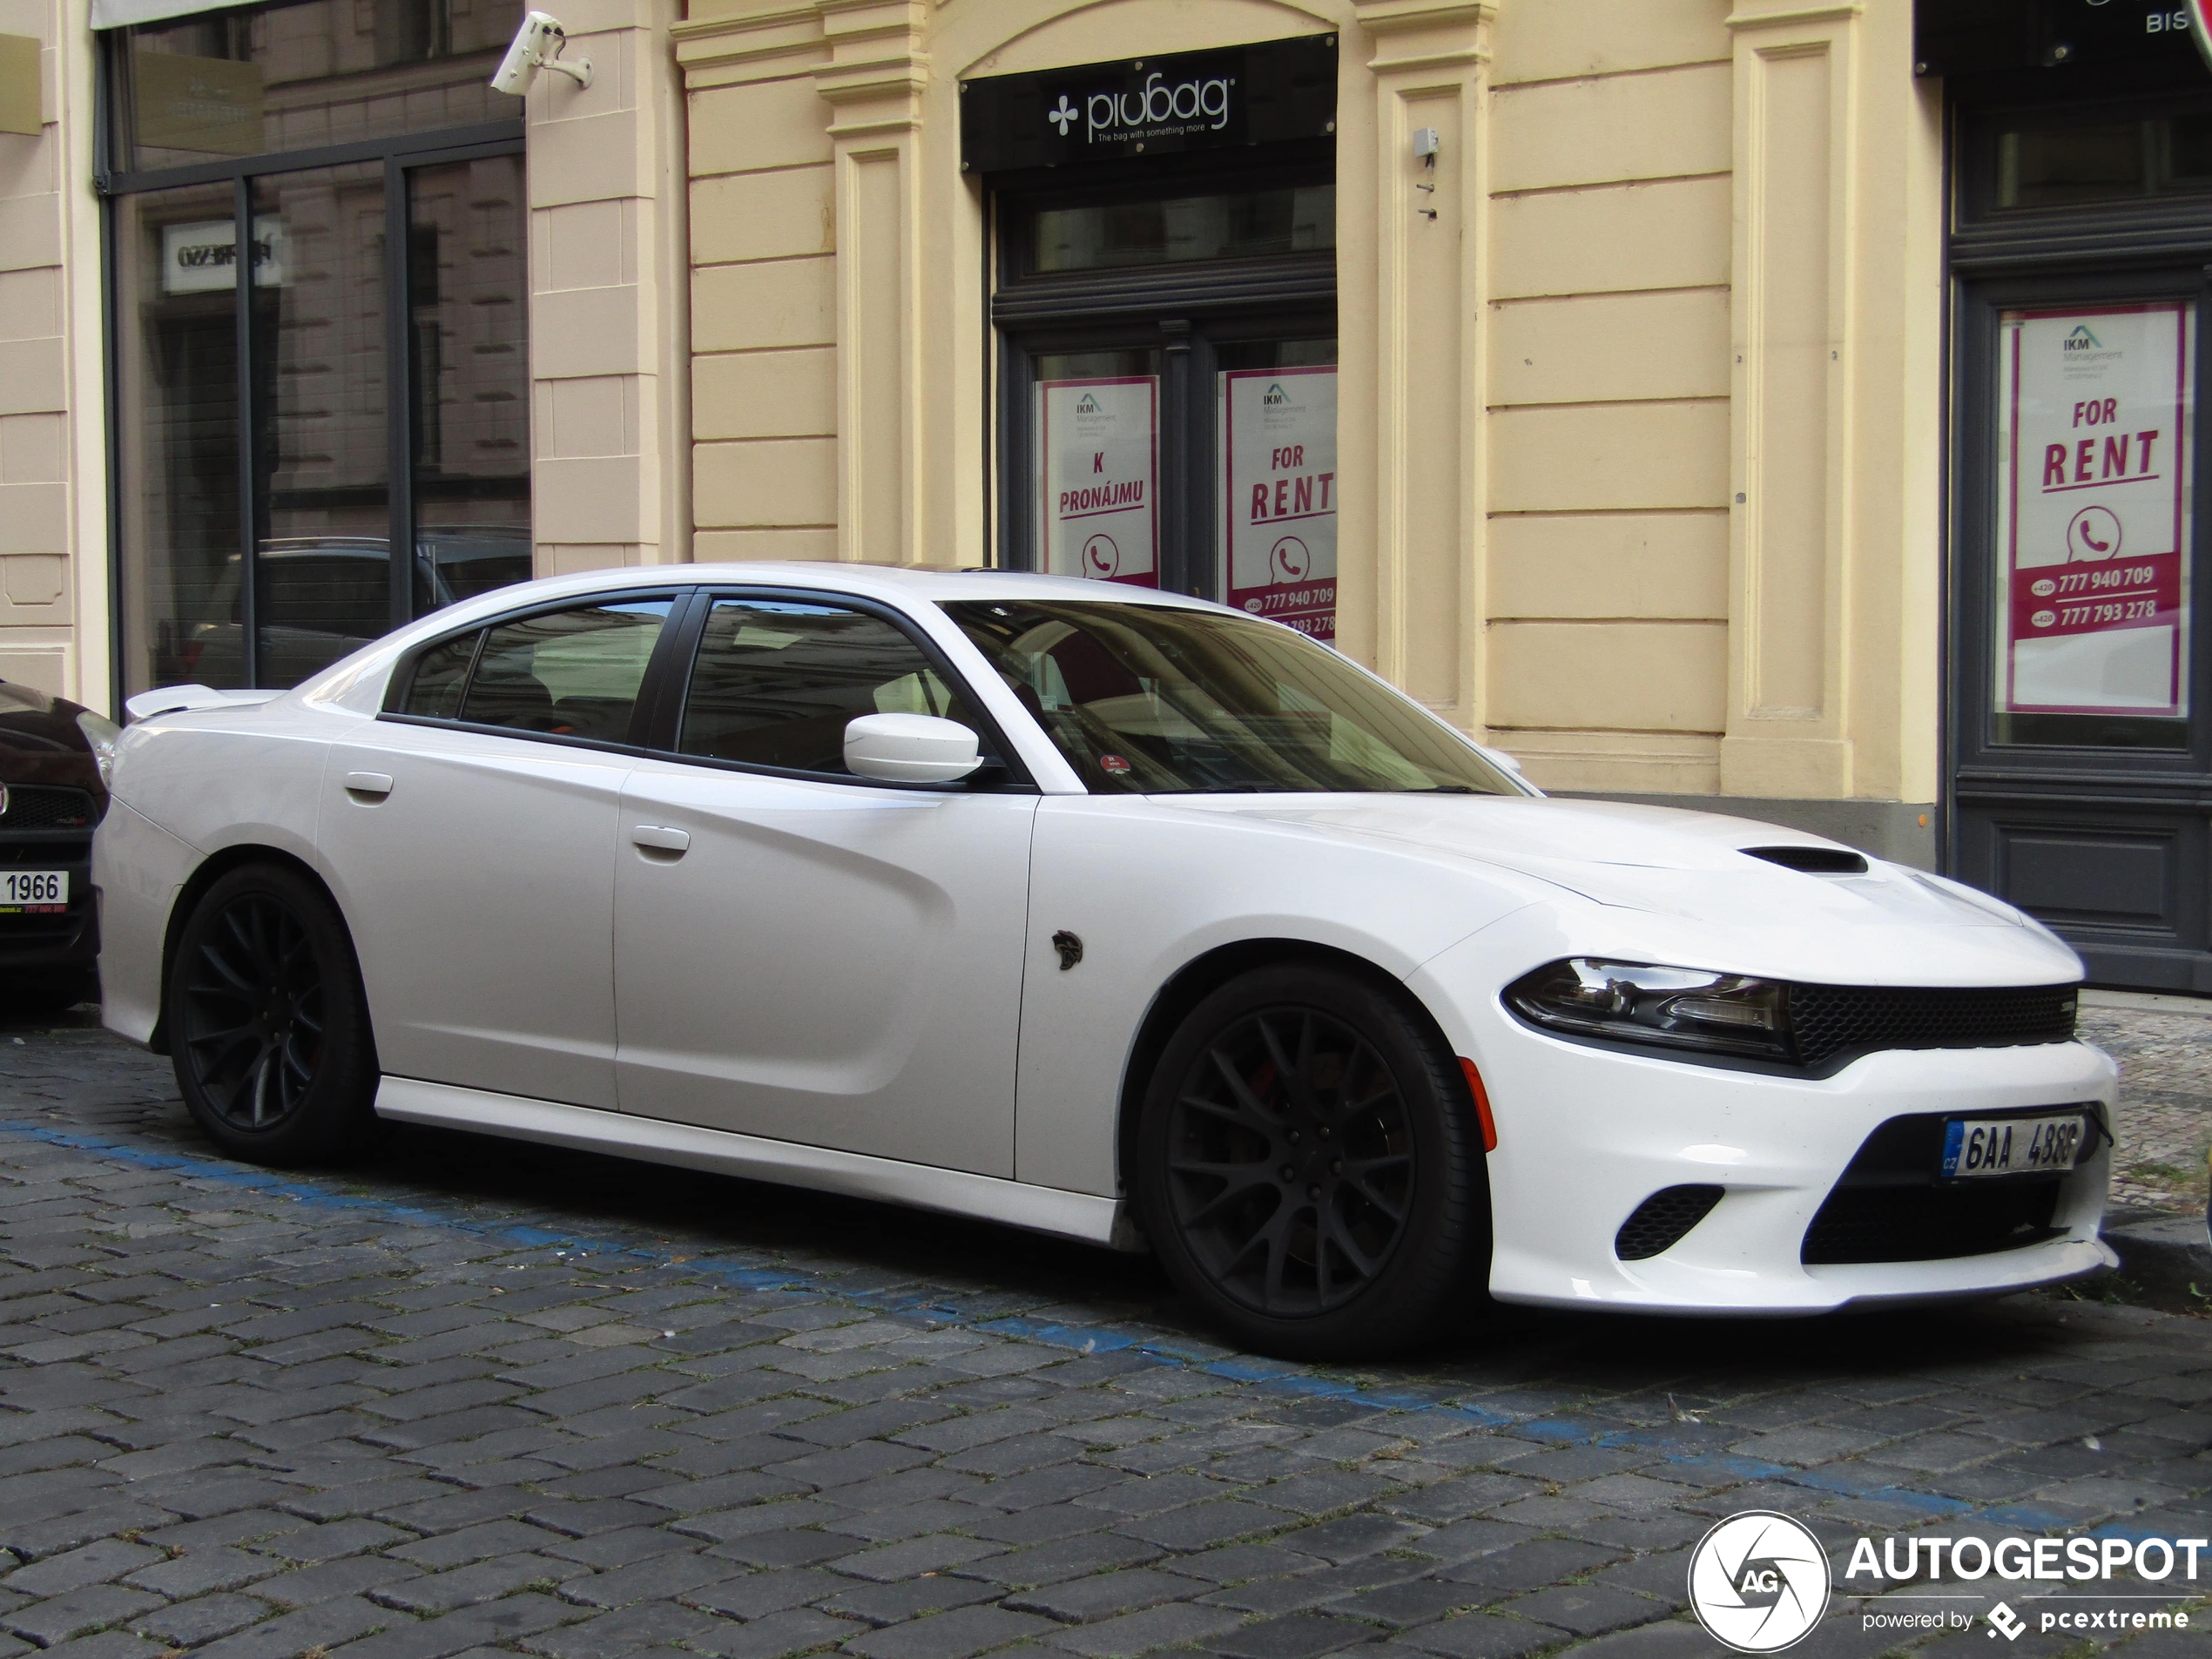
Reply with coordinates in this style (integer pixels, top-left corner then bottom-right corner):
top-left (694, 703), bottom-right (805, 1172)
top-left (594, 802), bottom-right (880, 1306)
top-left (442, 562), bottom-right (1227, 616)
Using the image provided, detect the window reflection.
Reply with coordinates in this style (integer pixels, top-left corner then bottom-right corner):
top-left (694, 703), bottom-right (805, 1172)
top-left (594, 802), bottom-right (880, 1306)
top-left (115, 184), bottom-right (246, 692)
top-left (115, 0), bottom-right (525, 173)
top-left (1031, 184), bottom-right (1334, 273)
top-left (246, 162), bottom-right (391, 689)
top-left (1993, 111), bottom-right (2212, 211)
top-left (410, 156), bottom-right (532, 620)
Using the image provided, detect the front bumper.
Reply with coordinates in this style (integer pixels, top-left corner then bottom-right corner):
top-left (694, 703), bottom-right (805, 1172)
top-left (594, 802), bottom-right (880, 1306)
top-left (1411, 935), bottom-right (2117, 1315)
top-left (0, 836), bottom-right (98, 981)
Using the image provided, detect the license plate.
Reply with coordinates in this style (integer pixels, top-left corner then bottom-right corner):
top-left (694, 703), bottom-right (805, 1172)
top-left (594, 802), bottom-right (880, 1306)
top-left (1941, 1113), bottom-right (2087, 1179)
top-left (0, 870), bottom-right (68, 912)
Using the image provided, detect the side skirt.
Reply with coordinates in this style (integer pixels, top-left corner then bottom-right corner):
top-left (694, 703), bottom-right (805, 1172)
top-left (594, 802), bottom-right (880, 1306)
top-left (374, 1076), bottom-right (1137, 1250)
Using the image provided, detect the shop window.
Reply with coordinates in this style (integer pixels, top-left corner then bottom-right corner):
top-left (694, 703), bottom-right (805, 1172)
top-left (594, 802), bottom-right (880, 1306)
top-left (1968, 99), bottom-right (2212, 216)
top-left (1030, 184), bottom-right (1334, 274)
top-left (103, 0), bottom-right (529, 696)
top-left (111, 0), bottom-right (523, 174)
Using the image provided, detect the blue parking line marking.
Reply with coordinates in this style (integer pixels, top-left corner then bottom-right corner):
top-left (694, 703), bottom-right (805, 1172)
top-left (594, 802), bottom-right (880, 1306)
top-left (0, 1110), bottom-right (2167, 1551)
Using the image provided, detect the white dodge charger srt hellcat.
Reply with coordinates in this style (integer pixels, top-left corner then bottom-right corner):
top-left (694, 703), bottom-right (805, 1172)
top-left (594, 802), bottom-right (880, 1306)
top-left (93, 565), bottom-right (2116, 1356)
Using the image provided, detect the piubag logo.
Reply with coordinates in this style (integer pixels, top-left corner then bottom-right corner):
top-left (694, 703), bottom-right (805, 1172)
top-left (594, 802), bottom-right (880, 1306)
top-left (1049, 70), bottom-right (1236, 144)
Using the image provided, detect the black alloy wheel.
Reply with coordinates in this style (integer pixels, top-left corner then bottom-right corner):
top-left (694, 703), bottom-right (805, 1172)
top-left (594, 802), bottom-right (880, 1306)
top-left (1136, 963), bottom-right (1488, 1359)
top-left (168, 863), bottom-right (377, 1163)
top-left (1168, 1006), bottom-right (1413, 1315)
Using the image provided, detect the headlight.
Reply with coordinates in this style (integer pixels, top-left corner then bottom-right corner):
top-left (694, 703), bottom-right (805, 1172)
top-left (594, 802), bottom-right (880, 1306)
top-left (76, 710), bottom-right (121, 790)
top-left (1504, 958), bottom-right (1793, 1063)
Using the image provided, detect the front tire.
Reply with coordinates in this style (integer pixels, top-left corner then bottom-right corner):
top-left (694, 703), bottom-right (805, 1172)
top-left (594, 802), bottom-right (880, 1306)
top-left (167, 863), bottom-right (378, 1164)
top-left (1134, 963), bottom-right (1489, 1359)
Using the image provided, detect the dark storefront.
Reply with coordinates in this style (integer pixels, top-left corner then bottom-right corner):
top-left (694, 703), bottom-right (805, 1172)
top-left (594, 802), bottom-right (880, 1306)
top-left (963, 37), bottom-right (1342, 636)
top-left (98, 0), bottom-right (534, 699)
top-left (1928, 1), bottom-right (2212, 988)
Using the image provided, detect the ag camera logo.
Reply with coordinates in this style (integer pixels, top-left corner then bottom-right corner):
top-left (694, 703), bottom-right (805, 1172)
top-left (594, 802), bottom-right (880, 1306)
top-left (1689, 1511), bottom-right (1832, 1653)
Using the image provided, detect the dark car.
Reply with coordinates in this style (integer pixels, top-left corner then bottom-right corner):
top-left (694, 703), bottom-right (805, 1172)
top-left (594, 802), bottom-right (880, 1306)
top-left (0, 680), bottom-right (115, 1014)
top-left (178, 528), bottom-right (536, 686)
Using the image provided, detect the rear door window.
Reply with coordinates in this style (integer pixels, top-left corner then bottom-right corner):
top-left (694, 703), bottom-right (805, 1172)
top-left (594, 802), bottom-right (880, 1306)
top-left (463, 601), bottom-right (673, 741)
top-left (395, 598), bottom-right (673, 744)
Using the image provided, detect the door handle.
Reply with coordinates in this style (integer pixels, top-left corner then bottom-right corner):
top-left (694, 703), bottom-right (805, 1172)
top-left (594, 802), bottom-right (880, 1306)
top-left (631, 825), bottom-right (691, 853)
top-left (343, 772), bottom-right (394, 799)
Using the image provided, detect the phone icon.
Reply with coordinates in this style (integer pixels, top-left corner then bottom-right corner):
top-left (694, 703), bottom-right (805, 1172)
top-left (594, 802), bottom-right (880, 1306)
top-left (2066, 506), bottom-right (2121, 562)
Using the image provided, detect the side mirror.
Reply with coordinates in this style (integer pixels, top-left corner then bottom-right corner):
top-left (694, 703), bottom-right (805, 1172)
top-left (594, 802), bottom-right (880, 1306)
top-left (844, 712), bottom-right (983, 785)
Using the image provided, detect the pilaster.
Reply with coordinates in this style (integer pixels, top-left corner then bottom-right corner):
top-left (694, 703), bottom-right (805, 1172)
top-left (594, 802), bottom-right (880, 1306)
top-left (815, 0), bottom-right (926, 564)
top-left (1351, 0), bottom-right (1491, 729)
top-left (1720, 0), bottom-right (1861, 797)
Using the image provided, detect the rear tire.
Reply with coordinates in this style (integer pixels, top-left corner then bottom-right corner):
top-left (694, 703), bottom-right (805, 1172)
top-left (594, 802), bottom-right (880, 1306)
top-left (1134, 963), bottom-right (1489, 1359)
top-left (166, 863), bottom-right (378, 1164)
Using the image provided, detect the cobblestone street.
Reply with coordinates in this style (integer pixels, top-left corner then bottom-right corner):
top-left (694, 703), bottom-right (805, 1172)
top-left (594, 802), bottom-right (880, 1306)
top-left (0, 1013), bottom-right (2205, 1659)
top-left (2080, 997), bottom-right (2212, 1217)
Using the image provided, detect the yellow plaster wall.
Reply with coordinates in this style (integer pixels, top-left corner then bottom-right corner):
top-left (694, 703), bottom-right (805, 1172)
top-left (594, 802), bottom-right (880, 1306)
top-left (524, 0), bottom-right (693, 579)
top-left (0, 0), bottom-right (102, 709)
top-left (677, 12), bottom-right (839, 563)
top-left (675, 0), bottom-right (1945, 806)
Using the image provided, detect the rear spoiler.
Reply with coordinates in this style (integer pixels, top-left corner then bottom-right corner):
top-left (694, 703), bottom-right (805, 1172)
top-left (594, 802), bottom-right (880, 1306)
top-left (123, 685), bottom-right (286, 724)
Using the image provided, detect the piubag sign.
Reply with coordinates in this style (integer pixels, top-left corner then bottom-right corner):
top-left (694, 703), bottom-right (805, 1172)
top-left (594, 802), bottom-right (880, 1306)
top-left (1996, 303), bottom-right (2194, 718)
top-left (959, 35), bottom-right (1337, 173)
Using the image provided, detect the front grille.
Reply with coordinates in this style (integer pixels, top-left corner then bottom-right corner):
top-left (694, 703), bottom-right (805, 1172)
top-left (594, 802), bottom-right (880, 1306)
top-left (1804, 1184), bottom-right (2062, 1264)
top-left (0, 786), bottom-right (98, 831)
top-left (1788, 983), bottom-right (2077, 1071)
top-left (1615, 1184), bottom-right (1724, 1261)
top-left (0, 840), bottom-right (88, 867)
top-left (1801, 1110), bottom-right (2093, 1264)
top-left (0, 909), bottom-right (86, 942)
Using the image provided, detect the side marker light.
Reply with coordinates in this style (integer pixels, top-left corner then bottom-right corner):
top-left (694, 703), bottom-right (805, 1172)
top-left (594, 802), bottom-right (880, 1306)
top-left (1458, 1058), bottom-right (1498, 1152)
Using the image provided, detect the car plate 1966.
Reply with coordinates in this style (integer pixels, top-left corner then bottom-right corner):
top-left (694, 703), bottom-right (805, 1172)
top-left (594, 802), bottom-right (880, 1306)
top-left (1, 869), bottom-right (68, 911)
top-left (1941, 1112), bottom-right (2087, 1180)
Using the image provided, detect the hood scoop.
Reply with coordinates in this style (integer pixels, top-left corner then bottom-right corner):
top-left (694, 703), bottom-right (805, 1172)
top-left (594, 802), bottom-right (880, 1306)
top-left (1742, 845), bottom-right (1868, 875)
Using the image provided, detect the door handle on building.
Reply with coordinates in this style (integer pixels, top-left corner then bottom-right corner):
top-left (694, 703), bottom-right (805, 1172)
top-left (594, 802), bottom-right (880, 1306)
top-left (343, 772), bottom-right (394, 799)
top-left (631, 825), bottom-right (690, 854)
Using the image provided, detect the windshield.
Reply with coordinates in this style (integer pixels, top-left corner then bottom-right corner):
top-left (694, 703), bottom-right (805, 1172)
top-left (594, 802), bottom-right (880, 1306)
top-left (943, 600), bottom-right (1519, 796)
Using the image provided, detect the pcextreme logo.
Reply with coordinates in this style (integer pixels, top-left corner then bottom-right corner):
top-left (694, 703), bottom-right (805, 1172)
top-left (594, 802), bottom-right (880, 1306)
top-left (1688, 1512), bottom-right (1831, 1653)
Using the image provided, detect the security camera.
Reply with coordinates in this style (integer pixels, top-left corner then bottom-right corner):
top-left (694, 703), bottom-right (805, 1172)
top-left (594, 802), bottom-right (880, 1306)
top-left (490, 10), bottom-right (591, 96)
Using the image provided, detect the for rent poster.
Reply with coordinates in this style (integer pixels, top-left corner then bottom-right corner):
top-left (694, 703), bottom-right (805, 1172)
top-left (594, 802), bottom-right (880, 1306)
top-left (1221, 367), bottom-right (1338, 640)
top-left (1038, 377), bottom-right (1158, 587)
top-left (1997, 302), bottom-right (2193, 718)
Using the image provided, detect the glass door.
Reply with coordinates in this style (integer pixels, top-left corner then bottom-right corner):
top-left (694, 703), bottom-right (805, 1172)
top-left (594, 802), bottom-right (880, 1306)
top-left (992, 158), bottom-right (1336, 626)
top-left (1950, 270), bottom-right (2212, 988)
top-left (1031, 347), bottom-right (1163, 587)
top-left (1214, 335), bottom-right (1337, 640)
top-left (110, 123), bottom-right (527, 692)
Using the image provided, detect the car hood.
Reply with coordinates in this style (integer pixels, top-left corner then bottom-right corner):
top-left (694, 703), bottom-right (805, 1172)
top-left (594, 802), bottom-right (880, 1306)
top-left (1177, 793), bottom-right (2062, 944)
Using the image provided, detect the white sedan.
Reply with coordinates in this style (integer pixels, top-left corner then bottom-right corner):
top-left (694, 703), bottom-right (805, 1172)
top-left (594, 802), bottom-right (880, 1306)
top-left (93, 565), bottom-right (2116, 1356)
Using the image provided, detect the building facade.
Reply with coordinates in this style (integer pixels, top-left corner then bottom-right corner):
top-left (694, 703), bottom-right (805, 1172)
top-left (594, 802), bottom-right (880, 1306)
top-left (3, 0), bottom-right (2210, 988)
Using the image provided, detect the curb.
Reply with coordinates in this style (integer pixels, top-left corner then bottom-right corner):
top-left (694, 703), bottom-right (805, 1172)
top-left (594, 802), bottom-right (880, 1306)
top-left (2101, 1211), bottom-right (2212, 1312)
